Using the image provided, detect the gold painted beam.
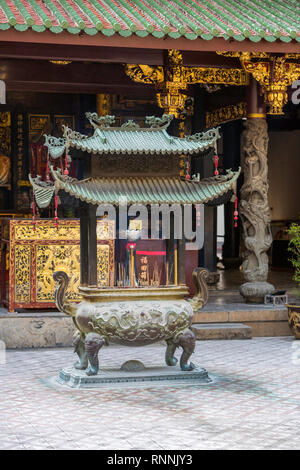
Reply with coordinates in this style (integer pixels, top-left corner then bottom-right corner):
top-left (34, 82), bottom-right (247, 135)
top-left (206, 102), bottom-right (246, 128)
top-left (125, 49), bottom-right (248, 117)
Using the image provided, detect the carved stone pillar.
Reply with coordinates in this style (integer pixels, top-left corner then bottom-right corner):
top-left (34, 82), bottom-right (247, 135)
top-left (239, 117), bottom-right (275, 302)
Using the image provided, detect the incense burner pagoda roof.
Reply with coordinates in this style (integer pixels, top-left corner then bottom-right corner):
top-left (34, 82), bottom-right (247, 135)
top-left (0, 1), bottom-right (298, 43)
top-left (45, 114), bottom-right (220, 156)
top-left (48, 167), bottom-right (240, 206)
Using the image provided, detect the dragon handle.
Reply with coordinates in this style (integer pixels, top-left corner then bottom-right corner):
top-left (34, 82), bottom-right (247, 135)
top-left (53, 271), bottom-right (76, 317)
top-left (189, 267), bottom-right (209, 311)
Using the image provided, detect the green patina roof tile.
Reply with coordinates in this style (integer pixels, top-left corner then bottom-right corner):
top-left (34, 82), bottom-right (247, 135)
top-left (48, 169), bottom-right (241, 206)
top-left (45, 114), bottom-right (221, 157)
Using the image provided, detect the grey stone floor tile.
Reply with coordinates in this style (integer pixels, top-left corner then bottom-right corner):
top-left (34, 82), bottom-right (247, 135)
top-left (0, 338), bottom-right (300, 450)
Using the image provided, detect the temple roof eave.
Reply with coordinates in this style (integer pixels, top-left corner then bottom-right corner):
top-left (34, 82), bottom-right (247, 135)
top-left (45, 119), bottom-right (220, 158)
top-left (44, 167), bottom-right (241, 207)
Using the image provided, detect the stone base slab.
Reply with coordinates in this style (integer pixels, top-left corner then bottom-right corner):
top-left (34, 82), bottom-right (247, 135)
top-left (193, 306), bottom-right (291, 337)
top-left (57, 365), bottom-right (212, 388)
top-left (0, 312), bottom-right (75, 348)
top-left (191, 323), bottom-right (252, 340)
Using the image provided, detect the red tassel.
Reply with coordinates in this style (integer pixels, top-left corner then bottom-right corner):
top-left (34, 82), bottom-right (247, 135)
top-left (234, 196), bottom-right (238, 228)
top-left (54, 195), bottom-right (59, 229)
top-left (32, 200), bottom-right (36, 231)
top-left (195, 204), bottom-right (201, 228)
top-left (46, 161), bottom-right (50, 182)
top-left (64, 153), bottom-right (69, 176)
top-left (213, 155), bottom-right (219, 176)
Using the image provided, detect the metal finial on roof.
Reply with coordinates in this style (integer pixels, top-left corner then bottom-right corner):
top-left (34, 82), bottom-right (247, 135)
top-left (85, 112), bottom-right (115, 129)
top-left (43, 134), bottom-right (66, 159)
top-left (62, 125), bottom-right (88, 141)
top-left (120, 120), bottom-right (140, 130)
top-left (186, 127), bottom-right (220, 143)
top-left (145, 114), bottom-right (173, 129)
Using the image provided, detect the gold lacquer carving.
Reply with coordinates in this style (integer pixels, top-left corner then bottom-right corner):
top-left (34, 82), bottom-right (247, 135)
top-left (7, 219), bottom-right (115, 311)
top-left (125, 49), bottom-right (247, 117)
top-left (96, 94), bottom-right (112, 117)
top-left (217, 52), bottom-right (300, 115)
top-left (206, 102), bottom-right (247, 128)
top-left (14, 245), bottom-right (31, 303)
top-left (36, 244), bottom-right (81, 302)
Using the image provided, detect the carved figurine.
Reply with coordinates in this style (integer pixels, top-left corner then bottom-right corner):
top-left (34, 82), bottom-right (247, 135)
top-left (53, 268), bottom-right (209, 376)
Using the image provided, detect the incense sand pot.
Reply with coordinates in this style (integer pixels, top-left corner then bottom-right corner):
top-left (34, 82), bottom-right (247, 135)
top-left (53, 269), bottom-right (208, 376)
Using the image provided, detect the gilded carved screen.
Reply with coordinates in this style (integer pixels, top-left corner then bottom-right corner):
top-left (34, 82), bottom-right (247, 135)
top-left (7, 219), bottom-right (114, 312)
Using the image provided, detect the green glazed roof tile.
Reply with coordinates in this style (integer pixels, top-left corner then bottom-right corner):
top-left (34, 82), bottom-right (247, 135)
top-left (0, 1), bottom-right (298, 43)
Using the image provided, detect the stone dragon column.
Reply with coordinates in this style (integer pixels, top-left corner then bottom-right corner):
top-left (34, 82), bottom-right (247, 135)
top-left (239, 77), bottom-right (275, 303)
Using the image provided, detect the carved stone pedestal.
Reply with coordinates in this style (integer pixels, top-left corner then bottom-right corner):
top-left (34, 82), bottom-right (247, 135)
top-left (240, 281), bottom-right (275, 303)
top-left (57, 364), bottom-right (211, 388)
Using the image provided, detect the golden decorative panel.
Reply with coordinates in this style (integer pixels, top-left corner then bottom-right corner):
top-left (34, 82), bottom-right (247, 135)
top-left (3, 218), bottom-right (114, 312)
top-left (36, 244), bottom-right (81, 302)
top-left (14, 244), bottom-right (31, 303)
top-left (14, 222), bottom-right (80, 241)
top-left (28, 114), bottom-right (51, 134)
top-left (97, 245), bottom-right (110, 286)
top-left (206, 102), bottom-right (247, 128)
top-left (0, 111), bottom-right (11, 157)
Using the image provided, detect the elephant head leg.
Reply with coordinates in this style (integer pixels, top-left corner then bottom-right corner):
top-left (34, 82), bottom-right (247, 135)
top-left (73, 331), bottom-right (88, 370)
top-left (85, 332), bottom-right (105, 376)
top-left (165, 339), bottom-right (178, 367)
top-left (177, 329), bottom-right (196, 371)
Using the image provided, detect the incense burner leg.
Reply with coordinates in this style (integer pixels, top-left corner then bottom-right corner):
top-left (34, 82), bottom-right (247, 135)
top-left (73, 331), bottom-right (88, 370)
top-left (177, 329), bottom-right (196, 371)
top-left (85, 332), bottom-right (105, 376)
top-left (165, 339), bottom-right (178, 366)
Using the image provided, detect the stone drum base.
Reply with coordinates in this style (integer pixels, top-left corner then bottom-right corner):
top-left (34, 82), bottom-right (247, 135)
top-left (58, 365), bottom-right (212, 388)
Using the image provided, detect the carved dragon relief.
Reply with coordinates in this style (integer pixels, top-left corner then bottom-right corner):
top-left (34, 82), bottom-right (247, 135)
top-left (239, 119), bottom-right (273, 283)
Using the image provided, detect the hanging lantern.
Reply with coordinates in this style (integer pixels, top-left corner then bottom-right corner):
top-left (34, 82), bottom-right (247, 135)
top-left (234, 196), bottom-right (238, 228)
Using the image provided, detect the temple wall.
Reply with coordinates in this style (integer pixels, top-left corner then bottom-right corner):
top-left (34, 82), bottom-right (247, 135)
top-left (268, 130), bottom-right (300, 222)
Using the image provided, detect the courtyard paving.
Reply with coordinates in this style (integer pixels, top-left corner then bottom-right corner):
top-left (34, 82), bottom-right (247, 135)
top-left (0, 337), bottom-right (299, 450)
